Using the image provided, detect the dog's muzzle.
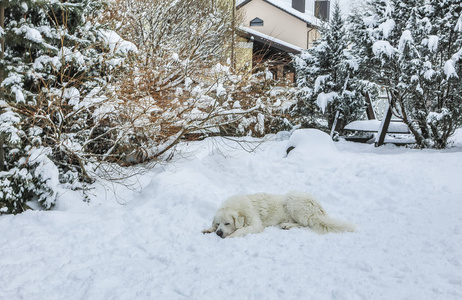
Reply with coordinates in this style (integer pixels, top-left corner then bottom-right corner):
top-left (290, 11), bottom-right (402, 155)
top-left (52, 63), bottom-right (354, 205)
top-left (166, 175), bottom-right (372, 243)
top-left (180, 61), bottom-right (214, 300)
top-left (216, 229), bottom-right (224, 238)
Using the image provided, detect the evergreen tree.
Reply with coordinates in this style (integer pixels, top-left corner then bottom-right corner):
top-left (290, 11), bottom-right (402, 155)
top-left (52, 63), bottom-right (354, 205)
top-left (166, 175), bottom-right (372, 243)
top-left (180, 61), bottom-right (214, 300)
top-left (0, 0), bottom-right (118, 213)
top-left (348, 0), bottom-right (462, 148)
top-left (415, 0), bottom-right (462, 148)
top-left (294, 2), bottom-right (364, 132)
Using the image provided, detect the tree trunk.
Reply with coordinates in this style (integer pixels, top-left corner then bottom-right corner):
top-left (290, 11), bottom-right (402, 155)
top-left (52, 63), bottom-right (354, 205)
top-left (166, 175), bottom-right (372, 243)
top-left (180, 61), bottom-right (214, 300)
top-left (1, 1), bottom-right (5, 171)
top-left (231, 0), bottom-right (236, 70)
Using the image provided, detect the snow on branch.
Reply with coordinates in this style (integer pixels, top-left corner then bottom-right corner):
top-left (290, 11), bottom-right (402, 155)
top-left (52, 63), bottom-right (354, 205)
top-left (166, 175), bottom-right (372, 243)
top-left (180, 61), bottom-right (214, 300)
top-left (456, 13), bottom-right (462, 32)
top-left (422, 35), bottom-right (439, 52)
top-left (379, 19), bottom-right (395, 39)
top-left (100, 30), bottom-right (138, 54)
top-left (316, 92), bottom-right (338, 114)
top-left (398, 30), bottom-right (413, 52)
top-left (372, 40), bottom-right (395, 58)
top-left (444, 60), bottom-right (458, 79)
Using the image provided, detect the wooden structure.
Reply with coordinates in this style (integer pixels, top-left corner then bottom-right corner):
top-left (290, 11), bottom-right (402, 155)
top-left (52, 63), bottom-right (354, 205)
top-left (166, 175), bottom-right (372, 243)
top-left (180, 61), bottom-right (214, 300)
top-left (374, 104), bottom-right (393, 147)
top-left (339, 92), bottom-right (414, 146)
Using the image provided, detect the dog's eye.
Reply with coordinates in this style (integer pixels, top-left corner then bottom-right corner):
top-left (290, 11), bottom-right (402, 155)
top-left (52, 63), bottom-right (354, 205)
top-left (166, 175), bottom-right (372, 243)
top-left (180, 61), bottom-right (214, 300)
top-left (225, 223), bottom-right (230, 226)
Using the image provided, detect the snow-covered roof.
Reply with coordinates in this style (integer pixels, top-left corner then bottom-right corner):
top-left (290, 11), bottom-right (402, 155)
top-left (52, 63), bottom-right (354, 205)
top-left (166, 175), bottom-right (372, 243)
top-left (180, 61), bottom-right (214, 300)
top-left (237, 0), bottom-right (322, 26)
top-left (236, 0), bottom-right (251, 6)
top-left (239, 26), bottom-right (303, 53)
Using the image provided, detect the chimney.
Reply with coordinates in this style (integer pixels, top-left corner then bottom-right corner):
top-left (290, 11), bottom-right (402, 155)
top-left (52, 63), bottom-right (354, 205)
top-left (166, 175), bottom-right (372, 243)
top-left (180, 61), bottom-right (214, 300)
top-left (292, 0), bottom-right (305, 13)
top-left (315, 0), bottom-right (330, 21)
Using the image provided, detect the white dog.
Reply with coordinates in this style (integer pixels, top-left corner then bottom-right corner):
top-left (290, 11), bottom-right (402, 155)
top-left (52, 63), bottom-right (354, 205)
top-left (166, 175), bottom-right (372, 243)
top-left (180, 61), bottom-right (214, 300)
top-left (202, 192), bottom-right (355, 238)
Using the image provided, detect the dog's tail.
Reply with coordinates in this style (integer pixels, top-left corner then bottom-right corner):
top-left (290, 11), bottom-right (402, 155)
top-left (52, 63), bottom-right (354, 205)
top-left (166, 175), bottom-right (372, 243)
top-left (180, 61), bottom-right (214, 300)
top-left (309, 215), bottom-right (356, 234)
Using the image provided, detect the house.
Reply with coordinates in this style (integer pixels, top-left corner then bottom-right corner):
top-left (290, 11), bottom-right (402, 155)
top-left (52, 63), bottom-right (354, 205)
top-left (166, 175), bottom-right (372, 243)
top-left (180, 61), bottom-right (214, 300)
top-left (235, 0), bottom-right (330, 81)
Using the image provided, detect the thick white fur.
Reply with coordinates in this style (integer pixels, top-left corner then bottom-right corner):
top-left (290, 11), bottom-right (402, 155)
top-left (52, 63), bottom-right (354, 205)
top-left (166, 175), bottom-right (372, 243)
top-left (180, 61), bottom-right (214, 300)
top-left (202, 191), bottom-right (355, 238)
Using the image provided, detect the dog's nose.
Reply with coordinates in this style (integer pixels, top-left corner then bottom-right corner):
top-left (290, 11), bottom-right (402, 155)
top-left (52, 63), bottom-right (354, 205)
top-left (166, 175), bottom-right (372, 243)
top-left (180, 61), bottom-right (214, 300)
top-left (216, 230), bottom-right (224, 237)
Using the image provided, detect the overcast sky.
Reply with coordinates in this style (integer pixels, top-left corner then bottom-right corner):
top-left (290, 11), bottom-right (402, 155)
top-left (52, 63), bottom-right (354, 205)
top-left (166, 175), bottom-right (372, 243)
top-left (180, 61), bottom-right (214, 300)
top-left (337, 0), bottom-right (366, 14)
top-left (305, 0), bottom-right (366, 16)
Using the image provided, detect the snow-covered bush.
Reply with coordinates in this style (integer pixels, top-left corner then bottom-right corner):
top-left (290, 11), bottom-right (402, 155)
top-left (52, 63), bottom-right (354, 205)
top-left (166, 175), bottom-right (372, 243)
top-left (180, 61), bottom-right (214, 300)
top-left (98, 60), bottom-right (296, 164)
top-left (106, 0), bottom-right (234, 83)
top-left (0, 0), bottom-right (136, 212)
top-left (0, 107), bottom-right (59, 213)
top-left (0, 0), bottom-right (297, 212)
top-left (215, 68), bottom-right (296, 138)
top-left (98, 0), bottom-right (296, 161)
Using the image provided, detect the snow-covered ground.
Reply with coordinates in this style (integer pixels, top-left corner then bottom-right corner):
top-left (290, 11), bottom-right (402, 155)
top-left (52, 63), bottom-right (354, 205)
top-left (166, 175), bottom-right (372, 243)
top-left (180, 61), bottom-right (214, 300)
top-left (1, 129), bottom-right (462, 300)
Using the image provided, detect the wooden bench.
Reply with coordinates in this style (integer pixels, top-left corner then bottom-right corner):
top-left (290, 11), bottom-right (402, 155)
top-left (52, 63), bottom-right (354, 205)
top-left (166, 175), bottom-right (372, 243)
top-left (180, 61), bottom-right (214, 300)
top-left (343, 119), bottom-right (415, 145)
top-left (339, 94), bottom-right (415, 146)
top-left (344, 120), bottom-right (410, 134)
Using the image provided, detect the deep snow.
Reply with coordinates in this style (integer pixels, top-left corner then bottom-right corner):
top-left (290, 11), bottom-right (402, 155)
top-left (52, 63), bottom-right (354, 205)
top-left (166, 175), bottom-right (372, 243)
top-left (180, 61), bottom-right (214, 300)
top-left (1, 129), bottom-right (462, 300)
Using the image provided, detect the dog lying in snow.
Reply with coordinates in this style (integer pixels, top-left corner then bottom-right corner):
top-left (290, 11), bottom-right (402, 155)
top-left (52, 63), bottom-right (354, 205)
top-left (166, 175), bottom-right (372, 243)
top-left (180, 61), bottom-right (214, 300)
top-left (202, 192), bottom-right (355, 238)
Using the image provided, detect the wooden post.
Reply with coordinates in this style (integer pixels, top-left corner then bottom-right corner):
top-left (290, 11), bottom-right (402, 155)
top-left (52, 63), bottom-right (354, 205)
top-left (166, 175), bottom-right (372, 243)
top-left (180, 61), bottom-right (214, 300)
top-left (330, 110), bottom-right (340, 139)
top-left (375, 103), bottom-right (393, 147)
top-left (276, 64), bottom-right (283, 80)
top-left (364, 92), bottom-right (376, 120)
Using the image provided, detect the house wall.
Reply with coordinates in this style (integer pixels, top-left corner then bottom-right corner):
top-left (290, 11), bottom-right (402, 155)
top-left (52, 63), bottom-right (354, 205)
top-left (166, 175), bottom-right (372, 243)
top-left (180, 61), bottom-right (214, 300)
top-left (235, 36), bottom-right (254, 72)
top-left (307, 26), bottom-right (321, 48)
top-left (239, 0), bottom-right (310, 49)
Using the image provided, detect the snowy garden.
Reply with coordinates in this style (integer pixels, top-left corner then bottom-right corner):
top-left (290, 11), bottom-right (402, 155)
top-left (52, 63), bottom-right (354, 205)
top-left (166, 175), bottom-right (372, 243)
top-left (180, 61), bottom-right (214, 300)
top-left (1, 129), bottom-right (462, 299)
top-left (1, 0), bottom-right (462, 299)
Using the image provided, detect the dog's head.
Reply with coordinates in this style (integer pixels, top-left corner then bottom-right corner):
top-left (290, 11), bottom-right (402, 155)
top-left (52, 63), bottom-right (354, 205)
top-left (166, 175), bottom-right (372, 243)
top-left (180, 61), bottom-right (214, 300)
top-left (212, 209), bottom-right (244, 238)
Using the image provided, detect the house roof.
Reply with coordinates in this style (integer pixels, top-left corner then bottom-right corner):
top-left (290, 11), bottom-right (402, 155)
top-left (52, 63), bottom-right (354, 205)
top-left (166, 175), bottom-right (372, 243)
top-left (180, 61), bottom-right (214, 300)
top-left (236, 0), bottom-right (252, 7)
top-left (237, 0), bottom-right (321, 27)
top-left (238, 26), bottom-right (303, 54)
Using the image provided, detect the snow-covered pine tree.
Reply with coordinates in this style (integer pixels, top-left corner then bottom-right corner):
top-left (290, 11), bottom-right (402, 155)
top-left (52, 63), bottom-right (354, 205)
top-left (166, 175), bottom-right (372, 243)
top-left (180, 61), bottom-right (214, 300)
top-left (348, 0), bottom-right (462, 148)
top-left (294, 2), bottom-right (363, 131)
top-left (413, 0), bottom-right (462, 148)
top-left (0, 0), bottom-right (126, 213)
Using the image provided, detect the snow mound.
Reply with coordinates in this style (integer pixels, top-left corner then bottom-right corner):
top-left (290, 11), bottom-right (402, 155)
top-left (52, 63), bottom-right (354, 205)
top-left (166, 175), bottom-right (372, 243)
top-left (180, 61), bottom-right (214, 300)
top-left (449, 128), bottom-right (462, 147)
top-left (286, 129), bottom-right (338, 158)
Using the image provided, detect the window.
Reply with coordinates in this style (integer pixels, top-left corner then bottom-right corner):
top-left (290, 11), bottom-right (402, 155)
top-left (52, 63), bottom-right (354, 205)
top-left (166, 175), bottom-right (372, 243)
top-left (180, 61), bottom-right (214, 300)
top-left (250, 17), bottom-right (264, 26)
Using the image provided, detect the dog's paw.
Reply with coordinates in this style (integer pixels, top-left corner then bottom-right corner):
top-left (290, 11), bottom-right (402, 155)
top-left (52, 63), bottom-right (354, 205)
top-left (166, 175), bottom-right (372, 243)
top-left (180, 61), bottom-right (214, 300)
top-left (279, 222), bottom-right (301, 230)
top-left (201, 229), bottom-right (213, 234)
top-left (227, 232), bottom-right (242, 238)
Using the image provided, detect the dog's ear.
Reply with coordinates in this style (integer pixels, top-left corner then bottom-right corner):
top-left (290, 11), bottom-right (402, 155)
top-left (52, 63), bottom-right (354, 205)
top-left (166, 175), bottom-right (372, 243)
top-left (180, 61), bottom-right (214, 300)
top-left (233, 213), bottom-right (245, 229)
